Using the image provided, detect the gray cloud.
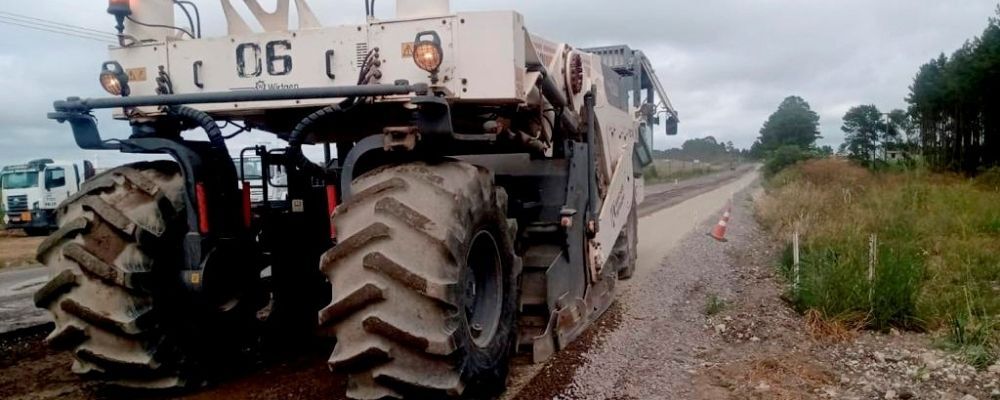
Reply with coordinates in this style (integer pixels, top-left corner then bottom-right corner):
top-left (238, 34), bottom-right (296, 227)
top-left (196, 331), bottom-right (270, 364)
top-left (0, 0), bottom-right (994, 167)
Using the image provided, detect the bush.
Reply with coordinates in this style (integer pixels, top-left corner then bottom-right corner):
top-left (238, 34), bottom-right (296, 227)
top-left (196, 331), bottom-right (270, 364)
top-left (763, 145), bottom-right (811, 177)
top-left (976, 166), bottom-right (1000, 192)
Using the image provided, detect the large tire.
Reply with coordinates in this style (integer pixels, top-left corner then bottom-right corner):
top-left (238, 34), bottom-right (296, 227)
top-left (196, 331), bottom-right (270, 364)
top-left (33, 161), bottom-right (259, 389)
top-left (615, 199), bottom-right (639, 280)
top-left (320, 161), bottom-right (520, 399)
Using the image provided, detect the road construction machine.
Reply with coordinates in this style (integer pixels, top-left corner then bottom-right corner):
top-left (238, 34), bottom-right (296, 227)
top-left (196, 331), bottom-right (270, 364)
top-left (35, 0), bottom-right (678, 398)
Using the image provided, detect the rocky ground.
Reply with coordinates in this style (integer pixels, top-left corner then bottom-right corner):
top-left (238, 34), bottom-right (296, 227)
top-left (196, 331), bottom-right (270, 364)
top-left (513, 181), bottom-right (997, 400)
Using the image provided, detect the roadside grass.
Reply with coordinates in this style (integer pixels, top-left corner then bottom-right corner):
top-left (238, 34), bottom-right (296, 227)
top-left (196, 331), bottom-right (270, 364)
top-left (705, 294), bottom-right (728, 316)
top-left (756, 158), bottom-right (1000, 367)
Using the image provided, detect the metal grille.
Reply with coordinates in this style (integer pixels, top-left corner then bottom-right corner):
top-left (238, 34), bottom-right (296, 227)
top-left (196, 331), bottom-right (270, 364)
top-left (6, 195), bottom-right (28, 212)
top-left (355, 43), bottom-right (369, 68)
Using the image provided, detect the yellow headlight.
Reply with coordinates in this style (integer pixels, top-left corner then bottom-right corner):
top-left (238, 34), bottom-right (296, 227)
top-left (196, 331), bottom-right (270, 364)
top-left (413, 42), bottom-right (443, 73)
top-left (412, 31), bottom-right (444, 74)
top-left (99, 61), bottom-right (130, 96)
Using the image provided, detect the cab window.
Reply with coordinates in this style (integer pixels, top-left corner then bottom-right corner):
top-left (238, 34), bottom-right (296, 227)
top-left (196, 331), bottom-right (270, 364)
top-left (45, 168), bottom-right (66, 189)
top-left (1, 172), bottom-right (38, 189)
top-left (634, 124), bottom-right (654, 168)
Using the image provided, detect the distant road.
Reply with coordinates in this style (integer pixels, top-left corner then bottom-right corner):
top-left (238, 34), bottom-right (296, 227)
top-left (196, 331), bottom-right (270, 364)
top-left (0, 266), bottom-right (49, 334)
top-left (639, 164), bottom-right (755, 217)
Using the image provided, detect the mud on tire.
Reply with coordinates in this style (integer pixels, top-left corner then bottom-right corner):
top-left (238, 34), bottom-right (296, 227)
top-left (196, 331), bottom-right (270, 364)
top-left (33, 161), bottom-right (257, 389)
top-left (320, 161), bottom-right (520, 399)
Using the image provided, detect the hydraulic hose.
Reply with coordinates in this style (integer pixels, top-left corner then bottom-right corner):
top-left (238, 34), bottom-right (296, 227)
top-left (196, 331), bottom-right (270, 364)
top-left (286, 46), bottom-right (378, 177)
top-left (168, 105), bottom-right (228, 154)
top-left (287, 103), bottom-right (347, 177)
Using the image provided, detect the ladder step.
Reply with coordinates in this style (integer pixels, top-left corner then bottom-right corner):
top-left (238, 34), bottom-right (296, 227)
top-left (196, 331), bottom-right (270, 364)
top-left (522, 244), bottom-right (562, 269)
top-left (519, 271), bottom-right (547, 308)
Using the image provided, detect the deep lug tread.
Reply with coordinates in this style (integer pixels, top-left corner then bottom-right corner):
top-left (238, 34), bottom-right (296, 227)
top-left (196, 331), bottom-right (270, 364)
top-left (374, 197), bottom-right (462, 264)
top-left (329, 341), bottom-right (393, 371)
top-left (318, 283), bottom-right (386, 326)
top-left (75, 348), bottom-right (160, 374)
top-left (45, 323), bottom-right (89, 350)
top-left (338, 177), bottom-right (408, 215)
top-left (117, 168), bottom-right (160, 196)
top-left (62, 243), bottom-right (147, 292)
top-left (373, 367), bottom-right (462, 397)
top-left (362, 315), bottom-right (458, 356)
top-left (33, 269), bottom-right (79, 308)
top-left (36, 217), bottom-right (90, 260)
top-left (59, 298), bottom-right (152, 336)
top-left (322, 162), bottom-right (520, 399)
top-left (320, 223), bottom-right (391, 272)
top-left (80, 196), bottom-right (137, 237)
top-left (362, 252), bottom-right (459, 307)
top-left (36, 161), bottom-right (256, 390)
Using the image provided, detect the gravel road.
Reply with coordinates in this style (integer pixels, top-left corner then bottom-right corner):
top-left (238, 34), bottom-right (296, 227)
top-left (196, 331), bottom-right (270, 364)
top-left (508, 169), bottom-right (760, 400)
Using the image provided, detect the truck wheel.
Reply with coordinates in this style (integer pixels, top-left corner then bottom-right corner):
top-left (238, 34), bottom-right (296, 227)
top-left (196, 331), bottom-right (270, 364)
top-left (24, 228), bottom-right (52, 237)
top-left (320, 161), bottom-right (520, 399)
top-left (33, 161), bottom-right (259, 389)
top-left (615, 199), bottom-right (639, 280)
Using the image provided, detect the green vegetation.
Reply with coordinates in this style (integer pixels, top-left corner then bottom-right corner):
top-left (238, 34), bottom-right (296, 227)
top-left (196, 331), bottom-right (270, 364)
top-left (750, 95), bottom-right (822, 159)
top-left (757, 159), bottom-right (1000, 367)
top-left (748, 95), bottom-right (834, 178)
top-left (839, 105), bottom-right (916, 169)
top-left (907, 8), bottom-right (1000, 174)
top-left (653, 136), bottom-right (745, 165)
top-left (704, 294), bottom-right (728, 316)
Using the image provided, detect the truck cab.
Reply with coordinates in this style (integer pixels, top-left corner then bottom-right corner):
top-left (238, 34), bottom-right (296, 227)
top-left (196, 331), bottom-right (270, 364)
top-left (235, 155), bottom-right (289, 204)
top-left (1, 159), bottom-right (85, 235)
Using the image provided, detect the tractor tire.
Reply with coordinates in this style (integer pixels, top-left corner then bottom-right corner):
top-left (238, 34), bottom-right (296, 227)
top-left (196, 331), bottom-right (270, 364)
top-left (320, 161), bottom-right (520, 400)
top-left (615, 199), bottom-right (639, 280)
top-left (33, 161), bottom-right (259, 389)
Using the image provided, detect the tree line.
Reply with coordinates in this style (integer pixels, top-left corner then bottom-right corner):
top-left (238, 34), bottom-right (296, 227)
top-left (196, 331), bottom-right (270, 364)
top-left (653, 136), bottom-right (745, 164)
top-left (839, 7), bottom-right (1000, 173)
top-left (906, 7), bottom-right (1000, 173)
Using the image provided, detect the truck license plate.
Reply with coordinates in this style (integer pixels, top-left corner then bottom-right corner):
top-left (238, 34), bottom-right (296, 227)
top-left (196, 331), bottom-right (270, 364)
top-left (20, 212), bottom-right (31, 222)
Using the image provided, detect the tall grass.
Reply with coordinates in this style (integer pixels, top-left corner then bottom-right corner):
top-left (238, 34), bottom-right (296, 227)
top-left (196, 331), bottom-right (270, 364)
top-left (756, 159), bottom-right (1000, 366)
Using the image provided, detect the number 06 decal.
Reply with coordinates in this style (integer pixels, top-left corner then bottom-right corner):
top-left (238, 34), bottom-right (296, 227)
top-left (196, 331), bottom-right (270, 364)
top-left (236, 40), bottom-right (293, 78)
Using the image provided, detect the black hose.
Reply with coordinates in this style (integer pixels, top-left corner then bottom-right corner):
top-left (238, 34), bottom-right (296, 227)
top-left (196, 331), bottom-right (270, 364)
top-left (173, 1), bottom-right (196, 39)
top-left (176, 1), bottom-right (202, 38)
top-left (168, 105), bottom-right (227, 154)
top-left (126, 15), bottom-right (195, 39)
top-left (286, 104), bottom-right (346, 176)
top-left (284, 46), bottom-right (378, 177)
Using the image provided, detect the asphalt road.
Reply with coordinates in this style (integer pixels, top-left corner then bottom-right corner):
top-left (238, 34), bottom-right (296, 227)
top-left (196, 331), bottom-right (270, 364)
top-left (0, 267), bottom-right (49, 334)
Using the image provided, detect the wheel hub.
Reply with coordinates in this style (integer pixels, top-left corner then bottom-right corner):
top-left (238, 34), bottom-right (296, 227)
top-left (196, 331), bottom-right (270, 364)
top-left (464, 230), bottom-right (503, 348)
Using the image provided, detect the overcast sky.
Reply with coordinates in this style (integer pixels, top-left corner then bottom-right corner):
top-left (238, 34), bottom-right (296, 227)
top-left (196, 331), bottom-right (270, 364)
top-left (0, 0), bottom-right (996, 168)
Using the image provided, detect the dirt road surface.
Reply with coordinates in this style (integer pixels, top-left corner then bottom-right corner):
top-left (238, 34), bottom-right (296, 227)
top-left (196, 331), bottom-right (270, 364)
top-left (0, 267), bottom-right (49, 334)
top-left (5, 164), bottom-right (994, 400)
top-left (11, 166), bottom-right (991, 399)
top-left (0, 234), bottom-right (44, 269)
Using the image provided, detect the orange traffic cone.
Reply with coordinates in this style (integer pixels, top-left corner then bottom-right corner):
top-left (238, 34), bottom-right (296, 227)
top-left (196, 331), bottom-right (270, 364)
top-left (708, 204), bottom-right (732, 242)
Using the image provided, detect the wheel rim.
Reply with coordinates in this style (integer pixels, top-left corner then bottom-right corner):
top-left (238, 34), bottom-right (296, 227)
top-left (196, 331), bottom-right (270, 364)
top-left (464, 230), bottom-right (503, 348)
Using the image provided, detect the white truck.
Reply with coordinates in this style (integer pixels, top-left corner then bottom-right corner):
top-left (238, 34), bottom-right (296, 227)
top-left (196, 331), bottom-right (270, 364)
top-left (235, 153), bottom-right (289, 203)
top-left (1, 159), bottom-right (92, 236)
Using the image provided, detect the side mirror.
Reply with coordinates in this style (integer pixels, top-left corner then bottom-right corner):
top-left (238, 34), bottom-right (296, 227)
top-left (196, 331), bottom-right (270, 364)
top-left (665, 115), bottom-right (679, 136)
top-left (83, 160), bottom-right (96, 180)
